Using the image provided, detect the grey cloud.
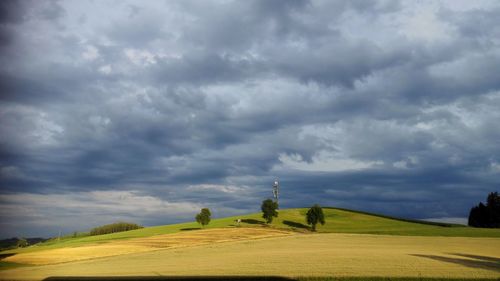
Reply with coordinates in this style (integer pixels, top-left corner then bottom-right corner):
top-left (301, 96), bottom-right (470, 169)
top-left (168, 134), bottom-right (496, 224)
top-left (0, 0), bottom-right (29, 24)
top-left (151, 53), bottom-right (259, 85)
top-left (37, 0), bottom-right (66, 21)
top-left (0, 0), bottom-right (28, 47)
top-left (1, 0), bottom-right (500, 238)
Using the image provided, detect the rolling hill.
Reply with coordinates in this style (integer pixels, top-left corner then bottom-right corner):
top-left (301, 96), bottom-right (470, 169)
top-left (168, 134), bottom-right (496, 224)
top-left (1, 207), bottom-right (500, 280)
top-left (3, 207), bottom-right (500, 257)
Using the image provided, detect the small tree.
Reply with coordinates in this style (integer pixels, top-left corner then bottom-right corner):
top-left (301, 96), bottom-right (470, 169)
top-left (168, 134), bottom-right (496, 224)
top-left (261, 199), bottom-right (278, 224)
top-left (16, 238), bottom-right (28, 248)
top-left (195, 208), bottom-right (211, 227)
top-left (306, 204), bottom-right (325, 231)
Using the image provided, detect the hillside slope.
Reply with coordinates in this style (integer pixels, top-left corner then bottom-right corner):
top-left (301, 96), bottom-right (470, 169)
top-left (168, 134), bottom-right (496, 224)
top-left (3, 228), bottom-right (293, 265)
top-left (2, 208), bottom-right (500, 280)
top-left (3, 207), bottom-right (500, 256)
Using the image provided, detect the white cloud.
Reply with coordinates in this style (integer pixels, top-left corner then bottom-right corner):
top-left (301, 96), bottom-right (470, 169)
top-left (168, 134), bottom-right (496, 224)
top-left (0, 191), bottom-right (201, 235)
top-left (88, 115), bottom-right (111, 136)
top-left (98, 64), bottom-right (112, 75)
top-left (491, 162), bottom-right (500, 173)
top-left (34, 113), bottom-right (64, 146)
top-left (186, 184), bottom-right (248, 194)
top-left (422, 217), bottom-right (467, 225)
top-left (397, 2), bottom-right (457, 43)
top-left (0, 190), bottom-right (200, 218)
top-left (275, 152), bottom-right (382, 172)
top-left (82, 45), bottom-right (99, 60)
top-left (124, 48), bottom-right (157, 66)
top-left (0, 105), bottom-right (64, 147)
top-left (393, 156), bottom-right (419, 169)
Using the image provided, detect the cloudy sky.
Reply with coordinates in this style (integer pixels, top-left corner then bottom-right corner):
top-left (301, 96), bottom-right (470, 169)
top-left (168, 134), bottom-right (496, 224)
top-left (1, 0), bottom-right (500, 238)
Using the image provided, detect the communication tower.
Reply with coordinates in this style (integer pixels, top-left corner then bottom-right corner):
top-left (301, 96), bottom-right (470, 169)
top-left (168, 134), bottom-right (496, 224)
top-left (272, 179), bottom-right (279, 208)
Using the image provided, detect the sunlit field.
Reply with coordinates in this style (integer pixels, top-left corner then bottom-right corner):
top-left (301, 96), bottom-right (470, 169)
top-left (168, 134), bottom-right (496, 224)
top-left (1, 208), bottom-right (499, 280)
top-left (3, 227), bottom-right (293, 265)
top-left (4, 208), bottom-right (499, 258)
top-left (1, 232), bottom-right (499, 280)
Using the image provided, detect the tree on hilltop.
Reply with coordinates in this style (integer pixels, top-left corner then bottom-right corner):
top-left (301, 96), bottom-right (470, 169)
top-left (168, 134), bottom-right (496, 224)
top-left (306, 204), bottom-right (325, 231)
top-left (16, 238), bottom-right (28, 248)
top-left (196, 208), bottom-right (212, 227)
top-left (261, 199), bottom-right (279, 224)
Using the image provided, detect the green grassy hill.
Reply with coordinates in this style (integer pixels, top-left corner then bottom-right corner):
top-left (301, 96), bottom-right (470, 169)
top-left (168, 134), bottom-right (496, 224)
top-left (3, 207), bottom-right (500, 256)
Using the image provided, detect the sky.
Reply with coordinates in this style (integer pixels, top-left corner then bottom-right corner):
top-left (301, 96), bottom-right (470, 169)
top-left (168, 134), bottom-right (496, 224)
top-left (1, 0), bottom-right (500, 238)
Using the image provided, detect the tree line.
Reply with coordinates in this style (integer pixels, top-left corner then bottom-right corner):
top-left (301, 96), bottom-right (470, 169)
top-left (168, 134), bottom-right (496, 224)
top-left (89, 222), bottom-right (143, 236)
top-left (468, 192), bottom-right (500, 228)
top-left (0, 237), bottom-right (47, 250)
top-left (195, 199), bottom-right (326, 231)
top-left (260, 199), bottom-right (325, 231)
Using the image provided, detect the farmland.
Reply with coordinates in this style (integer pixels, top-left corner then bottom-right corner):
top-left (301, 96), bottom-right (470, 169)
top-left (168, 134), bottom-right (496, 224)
top-left (3, 228), bottom-right (293, 265)
top-left (1, 208), bottom-right (499, 280)
top-left (1, 232), bottom-right (500, 280)
top-left (5, 207), bottom-right (500, 257)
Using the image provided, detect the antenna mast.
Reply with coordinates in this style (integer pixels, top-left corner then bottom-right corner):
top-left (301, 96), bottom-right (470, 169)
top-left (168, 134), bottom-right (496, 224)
top-left (272, 179), bottom-right (279, 208)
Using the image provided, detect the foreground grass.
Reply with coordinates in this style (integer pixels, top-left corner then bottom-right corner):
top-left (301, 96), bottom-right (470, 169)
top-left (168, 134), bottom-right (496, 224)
top-left (3, 208), bottom-right (500, 257)
top-left (299, 279), bottom-right (500, 281)
top-left (1, 233), bottom-right (499, 280)
top-left (37, 276), bottom-right (498, 281)
top-left (0, 261), bottom-right (27, 271)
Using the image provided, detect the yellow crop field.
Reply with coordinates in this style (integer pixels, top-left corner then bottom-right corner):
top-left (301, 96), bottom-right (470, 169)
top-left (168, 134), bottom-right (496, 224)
top-left (1, 231), bottom-right (499, 280)
top-left (3, 227), bottom-right (293, 265)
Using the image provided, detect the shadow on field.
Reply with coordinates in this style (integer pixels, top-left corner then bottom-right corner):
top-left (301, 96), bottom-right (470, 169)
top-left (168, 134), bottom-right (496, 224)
top-left (449, 253), bottom-right (500, 264)
top-left (0, 253), bottom-right (16, 260)
top-left (282, 220), bottom-right (309, 230)
top-left (180, 228), bottom-right (201, 231)
top-left (43, 277), bottom-right (297, 281)
top-left (412, 253), bottom-right (500, 272)
top-left (240, 219), bottom-right (265, 225)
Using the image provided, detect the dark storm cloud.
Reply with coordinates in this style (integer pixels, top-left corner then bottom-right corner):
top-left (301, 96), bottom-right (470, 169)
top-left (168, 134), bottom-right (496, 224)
top-left (1, 0), bottom-right (500, 238)
top-left (0, 0), bottom-right (26, 47)
top-left (0, 0), bottom-right (28, 24)
top-left (151, 53), bottom-right (259, 85)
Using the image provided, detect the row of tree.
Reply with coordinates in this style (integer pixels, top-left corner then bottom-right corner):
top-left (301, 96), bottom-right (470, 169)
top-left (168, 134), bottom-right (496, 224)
top-left (468, 192), bottom-right (500, 228)
top-left (89, 222), bottom-right (143, 236)
top-left (0, 237), bottom-right (47, 250)
top-left (261, 199), bottom-right (325, 231)
top-left (195, 199), bottom-right (326, 231)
